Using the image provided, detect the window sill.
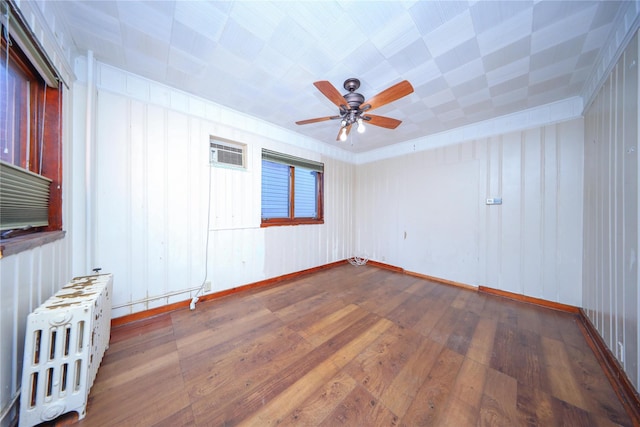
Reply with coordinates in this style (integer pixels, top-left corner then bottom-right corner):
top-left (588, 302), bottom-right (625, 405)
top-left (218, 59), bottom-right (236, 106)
top-left (261, 219), bottom-right (324, 227)
top-left (0, 230), bottom-right (66, 259)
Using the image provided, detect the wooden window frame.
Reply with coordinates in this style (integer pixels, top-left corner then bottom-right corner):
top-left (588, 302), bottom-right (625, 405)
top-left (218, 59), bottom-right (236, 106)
top-left (261, 151), bottom-right (324, 227)
top-left (0, 15), bottom-right (63, 253)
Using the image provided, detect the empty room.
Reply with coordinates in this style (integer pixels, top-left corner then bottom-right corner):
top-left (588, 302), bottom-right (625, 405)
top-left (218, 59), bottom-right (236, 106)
top-left (1, 0), bottom-right (639, 426)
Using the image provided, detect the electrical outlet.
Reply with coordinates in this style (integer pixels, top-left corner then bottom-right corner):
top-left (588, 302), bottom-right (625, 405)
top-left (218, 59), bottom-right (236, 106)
top-left (204, 281), bottom-right (212, 293)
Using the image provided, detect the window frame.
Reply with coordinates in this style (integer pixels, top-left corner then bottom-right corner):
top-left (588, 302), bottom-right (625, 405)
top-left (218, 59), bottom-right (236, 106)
top-left (260, 150), bottom-right (324, 227)
top-left (0, 2), bottom-right (63, 253)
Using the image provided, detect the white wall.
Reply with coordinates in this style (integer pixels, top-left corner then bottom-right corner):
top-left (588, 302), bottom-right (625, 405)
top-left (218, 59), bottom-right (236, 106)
top-left (77, 61), bottom-right (355, 318)
top-left (355, 119), bottom-right (585, 306)
top-left (583, 31), bottom-right (639, 390)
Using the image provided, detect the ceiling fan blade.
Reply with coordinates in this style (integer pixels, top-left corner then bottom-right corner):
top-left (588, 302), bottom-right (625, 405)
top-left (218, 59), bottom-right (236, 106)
top-left (336, 124), bottom-right (352, 141)
top-left (296, 116), bottom-right (340, 125)
top-left (314, 81), bottom-right (350, 109)
top-left (364, 114), bottom-right (402, 129)
top-left (360, 80), bottom-right (414, 112)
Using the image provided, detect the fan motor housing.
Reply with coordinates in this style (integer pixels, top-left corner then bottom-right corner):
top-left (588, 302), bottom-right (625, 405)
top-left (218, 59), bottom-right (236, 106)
top-left (344, 92), bottom-right (364, 109)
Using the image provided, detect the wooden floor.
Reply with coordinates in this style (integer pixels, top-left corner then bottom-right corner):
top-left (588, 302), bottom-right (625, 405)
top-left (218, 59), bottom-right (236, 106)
top-left (61, 264), bottom-right (631, 426)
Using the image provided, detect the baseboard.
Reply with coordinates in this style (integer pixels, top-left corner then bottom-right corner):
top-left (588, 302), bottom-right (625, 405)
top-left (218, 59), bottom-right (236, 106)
top-left (577, 309), bottom-right (640, 425)
top-left (366, 260), bottom-right (404, 272)
top-left (367, 260), bottom-right (477, 291)
top-left (404, 270), bottom-right (478, 291)
top-left (111, 260), bottom-right (348, 328)
top-left (477, 286), bottom-right (580, 314)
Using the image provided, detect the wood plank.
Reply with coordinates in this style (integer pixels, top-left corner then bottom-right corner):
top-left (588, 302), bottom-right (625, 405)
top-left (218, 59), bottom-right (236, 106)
top-left (298, 304), bottom-right (366, 346)
top-left (478, 368), bottom-right (519, 426)
top-left (379, 338), bottom-right (444, 418)
top-left (273, 371), bottom-right (358, 425)
top-left (445, 309), bottom-right (479, 355)
top-left (541, 335), bottom-right (590, 410)
top-left (466, 317), bottom-right (497, 366)
top-left (344, 323), bottom-right (422, 399)
top-left (318, 384), bottom-right (399, 426)
top-left (400, 347), bottom-right (465, 426)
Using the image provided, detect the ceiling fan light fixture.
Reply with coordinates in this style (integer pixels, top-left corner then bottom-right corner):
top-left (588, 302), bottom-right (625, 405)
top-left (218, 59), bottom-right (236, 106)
top-left (297, 78), bottom-right (414, 143)
top-left (339, 127), bottom-right (347, 141)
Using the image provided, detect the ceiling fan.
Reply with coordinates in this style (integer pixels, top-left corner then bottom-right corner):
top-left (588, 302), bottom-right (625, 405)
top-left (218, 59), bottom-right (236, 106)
top-left (296, 78), bottom-right (414, 141)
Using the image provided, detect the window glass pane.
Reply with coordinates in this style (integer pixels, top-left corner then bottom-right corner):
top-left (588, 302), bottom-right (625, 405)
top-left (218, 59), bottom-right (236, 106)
top-left (1, 44), bottom-right (28, 167)
top-left (294, 167), bottom-right (317, 218)
top-left (261, 160), bottom-right (289, 218)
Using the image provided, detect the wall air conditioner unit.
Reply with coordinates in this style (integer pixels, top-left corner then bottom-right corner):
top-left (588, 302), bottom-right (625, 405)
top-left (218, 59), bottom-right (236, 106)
top-left (209, 138), bottom-right (246, 168)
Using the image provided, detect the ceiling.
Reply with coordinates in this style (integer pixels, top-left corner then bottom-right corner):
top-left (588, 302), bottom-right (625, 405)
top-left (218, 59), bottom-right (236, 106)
top-left (52, 1), bottom-right (627, 153)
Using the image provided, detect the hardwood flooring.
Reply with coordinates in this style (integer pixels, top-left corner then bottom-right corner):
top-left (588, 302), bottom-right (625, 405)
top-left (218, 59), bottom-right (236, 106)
top-left (57, 264), bottom-right (632, 426)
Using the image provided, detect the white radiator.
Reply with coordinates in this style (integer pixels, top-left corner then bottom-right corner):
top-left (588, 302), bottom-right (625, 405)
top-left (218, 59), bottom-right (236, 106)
top-left (19, 273), bottom-right (112, 427)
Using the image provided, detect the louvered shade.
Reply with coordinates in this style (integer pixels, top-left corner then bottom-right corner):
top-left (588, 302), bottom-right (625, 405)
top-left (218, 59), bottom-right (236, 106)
top-left (0, 160), bottom-right (52, 231)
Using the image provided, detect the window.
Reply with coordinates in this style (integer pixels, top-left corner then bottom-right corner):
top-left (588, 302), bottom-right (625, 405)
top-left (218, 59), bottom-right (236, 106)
top-left (210, 137), bottom-right (246, 168)
top-left (261, 149), bottom-right (324, 226)
top-left (0, 1), bottom-right (63, 238)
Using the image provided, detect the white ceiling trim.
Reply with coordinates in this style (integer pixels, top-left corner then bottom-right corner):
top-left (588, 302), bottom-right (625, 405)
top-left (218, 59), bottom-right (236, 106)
top-left (354, 96), bottom-right (584, 165)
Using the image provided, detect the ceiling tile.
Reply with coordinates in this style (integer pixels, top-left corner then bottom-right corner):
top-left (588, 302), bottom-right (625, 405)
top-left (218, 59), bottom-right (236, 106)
top-left (117, 1), bottom-right (174, 42)
top-left (532, 0), bottom-right (597, 31)
top-left (530, 4), bottom-right (598, 54)
top-left (423, 10), bottom-right (476, 57)
top-left (470, 1), bottom-right (533, 34)
top-left (170, 21), bottom-right (217, 60)
top-left (530, 35), bottom-right (586, 71)
top-left (370, 11), bottom-right (422, 58)
top-left (476, 8), bottom-right (533, 55)
top-left (436, 38), bottom-right (481, 75)
top-left (486, 57), bottom-right (530, 87)
top-left (389, 39), bottom-right (432, 74)
top-left (482, 36), bottom-right (531, 73)
top-left (409, 1), bottom-right (468, 35)
top-left (230, 1), bottom-right (284, 40)
top-left (443, 58), bottom-right (485, 87)
top-left (174, 1), bottom-right (227, 40)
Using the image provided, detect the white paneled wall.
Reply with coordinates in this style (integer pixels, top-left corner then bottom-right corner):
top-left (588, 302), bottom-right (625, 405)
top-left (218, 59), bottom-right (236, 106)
top-left (87, 63), bottom-right (354, 317)
top-left (355, 119), bottom-right (584, 306)
top-left (583, 32), bottom-right (639, 389)
top-left (0, 240), bottom-right (71, 427)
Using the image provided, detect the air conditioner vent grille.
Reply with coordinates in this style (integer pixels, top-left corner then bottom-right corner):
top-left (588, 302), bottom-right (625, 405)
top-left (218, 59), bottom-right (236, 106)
top-left (210, 139), bottom-right (246, 168)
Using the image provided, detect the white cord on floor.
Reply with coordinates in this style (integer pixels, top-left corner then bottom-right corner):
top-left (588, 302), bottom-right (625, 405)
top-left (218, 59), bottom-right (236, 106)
top-left (348, 256), bottom-right (369, 266)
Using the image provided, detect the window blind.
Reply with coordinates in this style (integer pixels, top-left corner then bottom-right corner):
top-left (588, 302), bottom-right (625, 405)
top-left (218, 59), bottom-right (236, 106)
top-left (294, 167), bottom-right (317, 217)
top-left (0, 160), bottom-right (51, 231)
top-left (261, 160), bottom-right (290, 219)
